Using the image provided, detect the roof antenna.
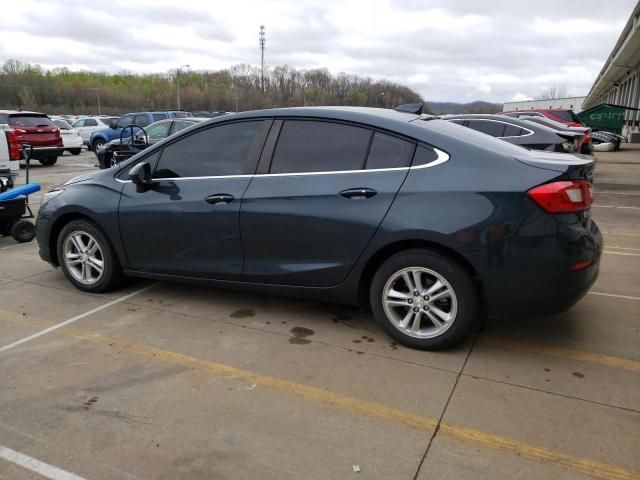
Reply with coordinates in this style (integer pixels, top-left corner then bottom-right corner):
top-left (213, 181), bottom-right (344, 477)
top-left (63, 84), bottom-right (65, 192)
top-left (394, 103), bottom-right (423, 114)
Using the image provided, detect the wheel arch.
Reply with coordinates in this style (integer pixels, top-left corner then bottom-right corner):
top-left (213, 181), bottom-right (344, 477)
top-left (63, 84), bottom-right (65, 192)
top-left (358, 239), bottom-right (485, 308)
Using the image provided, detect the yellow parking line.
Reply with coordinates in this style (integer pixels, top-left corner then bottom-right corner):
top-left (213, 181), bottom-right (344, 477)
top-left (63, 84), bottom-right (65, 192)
top-left (1, 312), bottom-right (638, 480)
top-left (483, 336), bottom-right (640, 372)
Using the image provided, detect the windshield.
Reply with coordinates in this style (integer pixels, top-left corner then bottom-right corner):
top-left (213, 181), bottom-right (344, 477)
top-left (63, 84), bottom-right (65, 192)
top-left (8, 115), bottom-right (55, 128)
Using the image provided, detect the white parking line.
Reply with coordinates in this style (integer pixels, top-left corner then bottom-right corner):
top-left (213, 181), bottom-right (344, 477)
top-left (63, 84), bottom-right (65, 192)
top-left (592, 205), bottom-right (640, 210)
top-left (0, 445), bottom-right (86, 480)
top-left (589, 291), bottom-right (640, 301)
top-left (0, 283), bottom-right (155, 354)
top-left (597, 191), bottom-right (640, 196)
top-left (0, 242), bottom-right (31, 250)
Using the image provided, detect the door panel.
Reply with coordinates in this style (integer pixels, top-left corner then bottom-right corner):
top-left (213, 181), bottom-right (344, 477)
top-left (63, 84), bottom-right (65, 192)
top-left (240, 121), bottom-right (413, 287)
top-left (119, 177), bottom-right (251, 279)
top-left (241, 170), bottom-right (409, 286)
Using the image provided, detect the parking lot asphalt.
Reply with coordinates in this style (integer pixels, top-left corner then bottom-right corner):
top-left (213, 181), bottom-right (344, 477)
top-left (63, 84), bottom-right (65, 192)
top-left (0, 148), bottom-right (639, 480)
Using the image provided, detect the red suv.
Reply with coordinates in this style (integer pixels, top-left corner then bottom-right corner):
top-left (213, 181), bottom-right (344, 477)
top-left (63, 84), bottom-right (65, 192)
top-left (0, 111), bottom-right (65, 166)
top-left (501, 109), bottom-right (584, 128)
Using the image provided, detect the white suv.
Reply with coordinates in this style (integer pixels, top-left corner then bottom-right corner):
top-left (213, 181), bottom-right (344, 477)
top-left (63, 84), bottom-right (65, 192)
top-left (71, 117), bottom-right (118, 145)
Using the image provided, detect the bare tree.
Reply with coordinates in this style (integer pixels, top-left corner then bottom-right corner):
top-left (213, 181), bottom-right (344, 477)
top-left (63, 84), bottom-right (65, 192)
top-left (536, 85), bottom-right (569, 100)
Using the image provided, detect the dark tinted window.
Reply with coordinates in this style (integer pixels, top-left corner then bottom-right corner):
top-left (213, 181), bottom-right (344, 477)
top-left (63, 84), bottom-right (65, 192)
top-left (448, 119), bottom-right (466, 125)
top-left (412, 145), bottom-right (439, 166)
top-left (85, 118), bottom-right (98, 126)
top-left (115, 115), bottom-right (134, 129)
top-left (502, 124), bottom-right (523, 137)
top-left (270, 120), bottom-right (371, 173)
top-left (53, 119), bottom-right (72, 130)
top-left (134, 114), bottom-right (151, 127)
top-left (366, 132), bottom-right (413, 169)
top-left (466, 120), bottom-right (506, 137)
top-left (0, 115), bottom-right (7, 123)
top-left (154, 121), bottom-right (264, 179)
top-left (552, 110), bottom-right (581, 122)
top-left (8, 115), bottom-right (55, 127)
top-left (152, 113), bottom-right (166, 122)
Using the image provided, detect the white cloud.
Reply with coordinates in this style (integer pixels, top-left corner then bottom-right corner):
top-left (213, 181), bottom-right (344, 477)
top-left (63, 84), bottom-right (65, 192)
top-left (510, 93), bottom-right (532, 102)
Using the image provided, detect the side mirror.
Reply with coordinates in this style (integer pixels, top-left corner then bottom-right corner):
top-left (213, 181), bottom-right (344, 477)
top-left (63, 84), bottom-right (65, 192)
top-left (129, 161), bottom-right (152, 190)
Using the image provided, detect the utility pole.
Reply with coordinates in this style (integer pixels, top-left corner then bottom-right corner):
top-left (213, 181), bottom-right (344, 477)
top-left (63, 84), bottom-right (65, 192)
top-left (92, 88), bottom-right (101, 115)
top-left (176, 64), bottom-right (190, 110)
top-left (259, 25), bottom-right (266, 93)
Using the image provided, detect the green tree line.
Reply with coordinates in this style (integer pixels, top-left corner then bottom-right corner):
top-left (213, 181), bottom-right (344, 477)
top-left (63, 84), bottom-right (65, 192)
top-left (0, 59), bottom-right (425, 115)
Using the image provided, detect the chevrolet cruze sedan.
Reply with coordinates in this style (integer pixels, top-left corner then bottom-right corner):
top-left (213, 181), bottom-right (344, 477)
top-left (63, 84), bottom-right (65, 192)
top-left (36, 107), bottom-right (602, 350)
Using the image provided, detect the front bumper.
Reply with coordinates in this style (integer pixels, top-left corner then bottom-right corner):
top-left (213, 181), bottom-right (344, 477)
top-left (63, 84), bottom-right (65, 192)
top-left (62, 137), bottom-right (83, 149)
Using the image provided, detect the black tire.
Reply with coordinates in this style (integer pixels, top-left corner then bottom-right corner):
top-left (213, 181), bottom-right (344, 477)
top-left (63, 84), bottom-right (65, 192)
top-left (370, 249), bottom-right (479, 350)
top-left (39, 156), bottom-right (58, 166)
top-left (56, 219), bottom-right (124, 293)
top-left (10, 220), bottom-right (35, 243)
top-left (70, 148), bottom-right (82, 155)
top-left (92, 139), bottom-right (105, 156)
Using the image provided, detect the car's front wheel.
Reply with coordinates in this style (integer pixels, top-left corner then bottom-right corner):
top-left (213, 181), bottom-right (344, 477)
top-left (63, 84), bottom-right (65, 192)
top-left (57, 219), bottom-right (123, 292)
top-left (91, 139), bottom-right (105, 155)
top-left (370, 249), bottom-right (479, 350)
top-left (39, 156), bottom-right (58, 166)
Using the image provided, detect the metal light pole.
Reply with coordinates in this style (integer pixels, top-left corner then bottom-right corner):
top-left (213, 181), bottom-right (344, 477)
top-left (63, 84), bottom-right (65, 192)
top-left (259, 26), bottom-right (265, 93)
top-left (92, 88), bottom-right (102, 115)
top-left (176, 64), bottom-right (190, 110)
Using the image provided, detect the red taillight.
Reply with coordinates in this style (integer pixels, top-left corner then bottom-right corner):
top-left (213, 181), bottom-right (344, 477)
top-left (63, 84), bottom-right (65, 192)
top-left (5, 129), bottom-right (21, 160)
top-left (568, 122), bottom-right (583, 128)
top-left (570, 259), bottom-right (593, 271)
top-left (583, 131), bottom-right (591, 145)
top-left (528, 180), bottom-right (593, 213)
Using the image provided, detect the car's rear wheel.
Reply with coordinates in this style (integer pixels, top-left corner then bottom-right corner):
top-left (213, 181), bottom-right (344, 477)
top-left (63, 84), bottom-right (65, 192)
top-left (57, 219), bottom-right (123, 292)
top-left (70, 148), bottom-right (81, 155)
top-left (370, 249), bottom-right (479, 350)
top-left (39, 156), bottom-right (58, 166)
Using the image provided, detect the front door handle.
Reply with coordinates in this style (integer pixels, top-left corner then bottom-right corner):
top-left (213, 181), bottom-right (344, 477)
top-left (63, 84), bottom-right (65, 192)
top-left (339, 188), bottom-right (377, 199)
top-left (205, 193), bottom-right (234, 205)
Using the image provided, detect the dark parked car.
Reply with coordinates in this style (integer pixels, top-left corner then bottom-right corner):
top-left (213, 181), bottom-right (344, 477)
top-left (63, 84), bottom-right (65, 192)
top-left (443, 114), bottom-right (583, 153)
top-left (500, 108), bottom-right (584, 127)
top-left (36, 107), bottom-right (602, 350)
top-left (97, 117), bottom-right (207, 169)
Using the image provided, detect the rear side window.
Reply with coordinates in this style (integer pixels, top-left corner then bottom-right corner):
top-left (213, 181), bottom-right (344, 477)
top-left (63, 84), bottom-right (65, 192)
top-left (466, 120), bottom-right (505, 137)
top-left (412, 146), bottom-right (439, 166)
top-left (154, 121), bottom-right (265, 179)
top-left (116, 115), bottom-right (134, 129)
top-left (0, 114), bottom-right (7, 123)
top-left (85, 119), bottom-right (98, 126)
top-left (366, 133), bottom-right (414, 169)
top-left (152, 113), bottom-right (166, 122)
top-left (502, 124), bottom-right (523, 137)
top-left (8, 115), bottom-right (55, 127)
top-left (270, 120), bottom-right (371, 174)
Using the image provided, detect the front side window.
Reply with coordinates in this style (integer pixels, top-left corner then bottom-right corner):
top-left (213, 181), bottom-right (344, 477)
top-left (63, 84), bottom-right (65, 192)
top-left (366, 132), bottom-right (414, 169)
top-left (143, 121), bottom-right (172, 141)
top-left (72, 119), bottom-right (85, 128)
top-left (116, 115), bottom-right (134, 129)
top-left (154, 121), bottom-right (265, 179)
top-left (270, 120), bottom-right (371, 174)
top-left (134, 114), bottom-right (152, 127)
top-left (466, 120), bottom-right (506, 137)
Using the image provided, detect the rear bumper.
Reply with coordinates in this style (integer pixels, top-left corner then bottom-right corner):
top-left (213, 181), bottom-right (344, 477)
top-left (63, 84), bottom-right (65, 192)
top-left (23, 147), bottom-right (66, 160)
top-left (471, 215), bottom-right (603, 318)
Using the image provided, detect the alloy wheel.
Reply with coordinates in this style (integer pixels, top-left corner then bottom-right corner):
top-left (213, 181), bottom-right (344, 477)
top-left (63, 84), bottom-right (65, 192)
top-left (382, 267), bottom-right (458, 339)
top-left (63, 231), bottom-right (105, 285)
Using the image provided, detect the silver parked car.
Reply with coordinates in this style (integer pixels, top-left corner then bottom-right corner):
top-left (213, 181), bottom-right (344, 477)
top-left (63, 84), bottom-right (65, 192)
top-left (71, 116), bottom-right (118, 145)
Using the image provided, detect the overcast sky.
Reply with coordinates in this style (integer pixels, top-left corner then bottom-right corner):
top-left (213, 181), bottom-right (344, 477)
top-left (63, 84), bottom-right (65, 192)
top-left (1, 0), bottom-right (636, 102)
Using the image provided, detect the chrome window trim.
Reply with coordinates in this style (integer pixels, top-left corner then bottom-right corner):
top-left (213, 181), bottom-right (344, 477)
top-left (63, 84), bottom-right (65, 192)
top-left (115, 148), bottom-right (449, 183)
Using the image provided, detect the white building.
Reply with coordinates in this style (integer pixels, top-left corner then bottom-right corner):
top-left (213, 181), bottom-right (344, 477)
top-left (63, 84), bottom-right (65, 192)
top-left (583, 1), bottom-right (640, 136)
top-left (502, 96), bottom-right (586, 113)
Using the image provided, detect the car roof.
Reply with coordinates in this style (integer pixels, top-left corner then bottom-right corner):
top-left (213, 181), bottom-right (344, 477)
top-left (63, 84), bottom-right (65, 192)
top-left (0, 110), bottom-right (47, 115)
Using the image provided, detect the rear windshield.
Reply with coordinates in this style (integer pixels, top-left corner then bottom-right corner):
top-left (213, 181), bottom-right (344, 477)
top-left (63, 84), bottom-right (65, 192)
top-left (552, 110), bottom-right (581, 123)
top-left (9, 115), bottom-right (55, 127)
top-left (53, 119), bottom-right (72, 130)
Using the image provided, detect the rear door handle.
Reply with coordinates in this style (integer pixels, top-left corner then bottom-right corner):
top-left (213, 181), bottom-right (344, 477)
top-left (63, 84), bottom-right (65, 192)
top-left (205, 193), bottom-right (234, 205)
top-left (339, 188), bottom-right (377, 199)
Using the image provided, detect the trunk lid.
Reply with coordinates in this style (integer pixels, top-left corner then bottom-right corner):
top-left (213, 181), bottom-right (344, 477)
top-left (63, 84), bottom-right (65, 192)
top-left (9, 114), bottom-right (61, 147)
